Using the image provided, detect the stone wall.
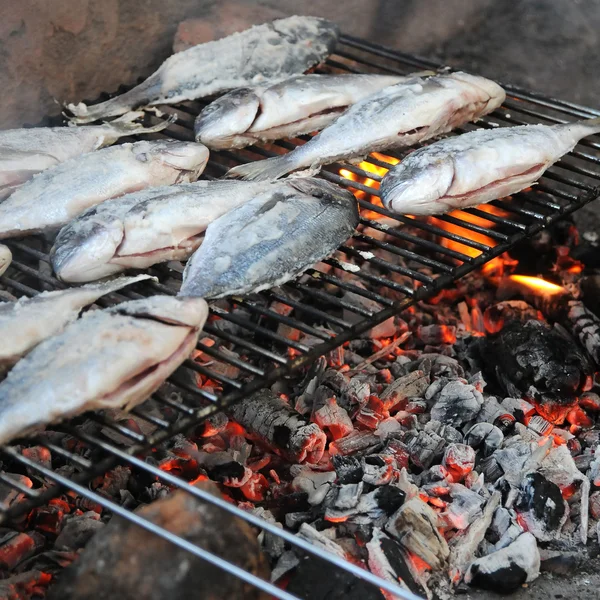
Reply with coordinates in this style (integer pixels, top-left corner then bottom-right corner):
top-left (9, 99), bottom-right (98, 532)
top-left (0, 1), bottom-right (598, 129)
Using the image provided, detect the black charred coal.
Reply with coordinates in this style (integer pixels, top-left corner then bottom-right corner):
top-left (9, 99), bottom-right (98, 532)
top-left (286, 555), bottom-right (385, 600)
top-left (479, 319), bottom-right (592, 404)
top-left (332, 455), bottom-right (363, 485)
top-left (370, 486), bottom-right (405, 516)
top-left (465, 423), bottom-right (504, 458)
top-left (567, 300), bottom-right (600, 367)
top-left (515, 473), bottom-right (566, 539)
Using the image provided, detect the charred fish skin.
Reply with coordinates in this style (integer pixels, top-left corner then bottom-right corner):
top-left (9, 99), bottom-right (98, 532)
top-left (380, 117), bottom-right (600, 216)
top-left (0, 113), bottom-right (173, 199)
top-left (226, 72), bottom-right (506, 181)
top-left (0, 295), bottom-right (208, 446)
top-left (0, 244), bottom-right (11, 277)
top-left (66, 16), bottom-right (339, 124)
top-left (194, 73), bottom-right (411, 150)
top-left (51, 180), bottom-right (272, 283)
top-left (179, 178), bottom-right (359, 299)
top-left (0, 139), bottom-right (209, 240)
top-left (0, 274), bottom-right (152, 371)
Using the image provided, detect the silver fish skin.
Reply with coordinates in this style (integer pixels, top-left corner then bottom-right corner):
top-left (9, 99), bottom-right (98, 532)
top-left (0, 112), bottom-right (173, 199)
top-left (0, 139), bottom-right (209, 239)
top-left (0, 295), bottom-right (208, 445)
top-left (179, 177), bottom-right (359, 299)
top-left (226, 72), bottom-right (506, 181)
top-left (66, 16), bottom-right (339, 124)
top-left (194, 73), bottom-right (415, 150)
top-left (0, 244), bottom-right (10, 277)
top-left (380, 117), bottom-right (600, 216)
top-left (51, 180), bottom-right (273, 283)
top-left (0, 274), bottom-right (152, 371)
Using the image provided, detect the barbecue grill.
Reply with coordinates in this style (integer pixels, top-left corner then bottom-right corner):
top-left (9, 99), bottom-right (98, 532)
top-left (1, 33), bottom-right (600, 600)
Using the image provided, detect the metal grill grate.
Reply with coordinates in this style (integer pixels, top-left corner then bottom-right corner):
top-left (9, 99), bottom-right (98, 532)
top-left (0, 33), bottom-right (599, 599)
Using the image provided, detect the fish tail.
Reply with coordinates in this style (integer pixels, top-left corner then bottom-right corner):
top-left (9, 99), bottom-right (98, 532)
top-left (226, 154), bottom-right (297, 181)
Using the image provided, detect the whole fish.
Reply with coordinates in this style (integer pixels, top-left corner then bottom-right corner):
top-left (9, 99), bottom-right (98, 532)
top-left (0, 140), bottom-right (209, 239)
top-left (226, 72), bottom-right (506, 181)
top-left (0, 274), bottom-right (152, 372)
top-left (179, 178), bottom-right (359, 299)
top-left (52, 180), bottom-right (276, 283)
top-left (194, 73), bottom-right (422, 149)
top-left (0, 112), bottom-right (173, 200)
top-left (0, 295), bottom-right (208, 445)
top-left (380, 117), bottom-right (600, 215)
top-left (66, 16), bottom-right (339, 124)
top-left (0, 244), bottom-right (10, 276)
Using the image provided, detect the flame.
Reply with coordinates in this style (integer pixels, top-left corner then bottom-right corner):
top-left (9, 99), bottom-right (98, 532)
top-left (509, 275), bottom-right (566, 296)
top-left (339, 153), bottom-right (400, 219)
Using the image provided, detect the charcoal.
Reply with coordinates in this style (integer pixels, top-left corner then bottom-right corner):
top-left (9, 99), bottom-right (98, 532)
top-left (285, 554), bottom-right (385, 600)
top-left (292, 468), bottom-right (336, 506)
top-left (366, 528), bottom-right (426, 598)
top-left (444, 484), bottom-right (485, 530)
top-left (270, 550), bottom-right (300, 583)
top-left (371, 486), bottom-right (406, 516)
top-left (590, 491), bottom-right (600, 519)
top-left (284, 511), bottom-right (315, 529)
top-left (54, 513), bottom-right (104, 550)
top-left (380, 370), bottom-right (429, 412)
top-left (228, 389), bottom-right (326, 464)
top-left (526, 414), bottom-right (554, 436)
top-left (465, 532), bottom-right (540, 593)
top-left (476, 395), bottom-right (504, 424)
top-left (0, 570), bottom-right (52, 599)
top-left (375, 417), bottom-right (404, 439)
top-left (297, 523), bottom-right (346, 559)
top-left (385, 497), bottom-right (449, 571)
top-left (483, 301), bottom-right (542, 334)
top-left (333, 483), bottom-right (363, 510)
top-left (0, 530), bottom-right (45, 569)
top-left (362, 455), bottom-right (394, 486)
top-left (449, 491), bottom-right (501, 584)
top-left (567, 300), bottom-right (600, 366)
top-left (193, 451), bottom-right (251, 487)
top-left (252, 507), bottom-right (285, 560)
top-left (48, 481), bottom-right (269, 600)
top-left (465, 423), bottom-right (504, 457)
top-left (404, 429), bottom-right (446, 470)
top-left (500, 397), bottom-right (535, 421)
top-left (418, 324), bottom-right (456, 345)
top-left (412, 353), bottom-right (464, 379)
top-left (580, 391), bottom-right (600, 412)
top-left (330, 431), bottom-right (381, 456)
top-left (442, 444), bottom-right (476, 482)
top-left (313, 397), bottom-right (354, 440)
top-left (196, 411), bottom-right (228, 437)
top-left (332, 455), bottom-right (364, 484)
top-left (487, 507), bottom-right (513, 544)
top-left (321, 368), bottom-right (351, 397)
top-left (515, 473), bottom-right (567, 541)
top-left (479, 320), bottom-right (592, 421)
top-left (493, 413), bottom-right (517, 435)
top-left (430, 380), bottom-right (483, 427)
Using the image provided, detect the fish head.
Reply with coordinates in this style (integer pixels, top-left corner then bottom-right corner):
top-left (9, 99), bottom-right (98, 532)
top-left (51, 215), bottom-right (126, 283)
top-left (194, 88), bottom-right (261, 149)
top-left (447, 72), bottom-right (506, 111)
top-left (381, 155), bottom-right (455, 216)
top-left (137, 141), bottom-right (209, 180)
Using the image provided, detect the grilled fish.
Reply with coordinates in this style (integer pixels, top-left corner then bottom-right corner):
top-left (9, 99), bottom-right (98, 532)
top-left (0, 245), bottom-right (10, 277)
top-left (0, 274), bottom-right (152, 371)
top-left (179, 178), bottom-right (358, 299)
top-left (0, 295), bottom-right (207, 445)
top-left (0, 113), bottom-right (172, 200)
top-left (66, 16), bottom-right (339, 124)
top-left (380, 117), bottom-right (600, 215)
top-left (194, 73), bottom-right (420, 149)
top-left (226, 72), bottom-right (505, 181)
top-left (0, 140), bottom-right (209, 239)
top-left (51, 180), bottom-right (276, 283)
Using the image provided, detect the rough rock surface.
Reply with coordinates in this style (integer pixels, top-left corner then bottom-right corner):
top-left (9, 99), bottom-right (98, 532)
top-left (48, 481), bottom-right (269, 600)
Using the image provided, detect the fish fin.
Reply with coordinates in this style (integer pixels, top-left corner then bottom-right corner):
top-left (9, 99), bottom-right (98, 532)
top-left (104, 112), bottom-right (177, 135)
top-left (226, 154), bottom-right (295, 181)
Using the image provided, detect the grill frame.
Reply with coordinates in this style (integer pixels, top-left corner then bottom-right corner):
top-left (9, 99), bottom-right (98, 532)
top-left (0, 32), bottom-right (599, 600)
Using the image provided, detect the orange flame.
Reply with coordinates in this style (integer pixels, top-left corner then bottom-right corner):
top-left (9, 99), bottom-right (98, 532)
top-left (509, 275), bottom-right (566, 296)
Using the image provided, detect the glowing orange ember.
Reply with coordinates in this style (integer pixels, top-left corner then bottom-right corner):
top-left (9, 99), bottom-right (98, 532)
top-left (509, 275), bottom-right (566, 296)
